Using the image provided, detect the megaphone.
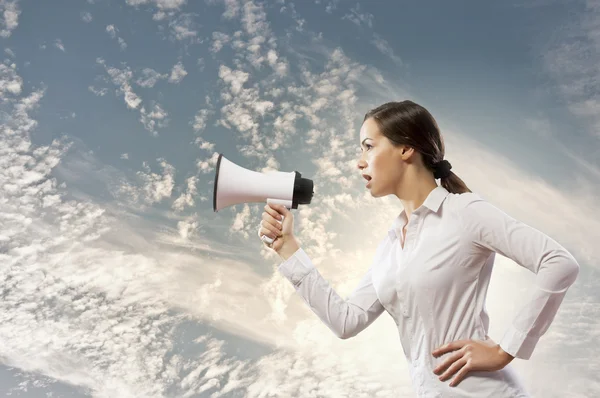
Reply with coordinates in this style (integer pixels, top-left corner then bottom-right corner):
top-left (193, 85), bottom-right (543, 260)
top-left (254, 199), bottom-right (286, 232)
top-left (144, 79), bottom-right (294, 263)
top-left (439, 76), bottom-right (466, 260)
top-left (213, 153), bottom-right (314, 244)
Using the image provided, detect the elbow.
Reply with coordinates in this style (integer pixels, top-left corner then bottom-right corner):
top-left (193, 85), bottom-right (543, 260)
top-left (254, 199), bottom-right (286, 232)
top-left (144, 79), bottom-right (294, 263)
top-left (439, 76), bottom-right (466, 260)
top-left (548, 251), bottom-right (581, 291)
top-left (338, 324), bottom-right (358, 340)
top-left (566, 257), bottom-right (580, 286)
top-left (560, 249), bottom-right (580, 287)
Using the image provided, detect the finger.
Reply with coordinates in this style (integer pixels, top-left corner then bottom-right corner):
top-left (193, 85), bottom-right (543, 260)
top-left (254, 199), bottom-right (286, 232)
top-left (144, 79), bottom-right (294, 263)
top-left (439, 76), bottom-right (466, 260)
top-left (264, 205), bottom-right (283, 223)
top-left (262, 212), bottom-right (283, 231)
top-left (439, 356), bottom-right (467, 382)
top-left (261, 221), bottom-right (282, 238)
top-left (433, 340), bottom-right (467, 357)
top-left (433, 349), bottom-right (464, 374)
top-left (260, 227), bottom-right (279, 244)
top-left (450, 361), bottom-right (471, 387)
top-left (269, 203), bottom-right (289, 216)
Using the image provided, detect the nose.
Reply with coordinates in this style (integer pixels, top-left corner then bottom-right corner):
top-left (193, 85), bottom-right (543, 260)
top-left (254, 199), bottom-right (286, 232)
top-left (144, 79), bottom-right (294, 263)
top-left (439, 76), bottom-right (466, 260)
top-left (357, 158), bottom-right (367, 171)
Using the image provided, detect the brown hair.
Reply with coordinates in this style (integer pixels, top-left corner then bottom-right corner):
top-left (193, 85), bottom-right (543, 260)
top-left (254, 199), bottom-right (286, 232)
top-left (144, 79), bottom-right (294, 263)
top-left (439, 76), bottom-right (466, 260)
top-left (363, 100), bottom-right (471, 194)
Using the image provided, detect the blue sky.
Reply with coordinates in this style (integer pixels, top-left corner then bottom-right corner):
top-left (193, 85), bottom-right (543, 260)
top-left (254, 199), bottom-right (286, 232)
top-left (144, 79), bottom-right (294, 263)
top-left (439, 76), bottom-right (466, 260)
top-left (1, 0), bottom-right (599, 397)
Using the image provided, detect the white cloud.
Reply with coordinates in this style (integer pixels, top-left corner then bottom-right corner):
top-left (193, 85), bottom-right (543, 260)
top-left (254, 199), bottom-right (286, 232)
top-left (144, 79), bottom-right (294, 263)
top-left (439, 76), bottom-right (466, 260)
top-left (139, 103), bottom-right (168, 136)
top-left (168, 61), bottom-right (187, 83)
top-left (210, 31), bottom-right (231, 53)
top-left (192, 108), bottom-right (213, 133)
top-left (176, 214), bottom-right (199, 239)
top-left (135, 67), bottom-right (168, 88)
top-left (219, 0), bottom-right (240, 20)
top-left (218, 64), bottom-right (249, 95)
top-left (54, 39), bottom-right (66, 52)
top-left (342, 3), bottom-right (373, 28)
top-left (106, 25), bottom-right (128, 50)
top-left (106, 24), bottom-right (117, 38)
top-left (168, 12), bottom-right (199, 41)
top-left (172, 176), bottom-right (198, 212)
top-left (126, 0), bottom-right (186, 10)
top-left (112, 158), bottom-right (175, 207)
top-left (371, 32), bottom-right (403, 66)
top-left (196, 151), bottom-right (219, 174)
top-left (0, 0), bottom-right (20, 38)
top-left (88, 85), bottom-right (108, 96)
top-left (81, 11), bottom-right (92, 23)
top-left (542, 0), bottom-right (600, 137)
top-left (97, 58), bottom-right (142, 109)
top-left (0, 62), bottom-right (22, 96)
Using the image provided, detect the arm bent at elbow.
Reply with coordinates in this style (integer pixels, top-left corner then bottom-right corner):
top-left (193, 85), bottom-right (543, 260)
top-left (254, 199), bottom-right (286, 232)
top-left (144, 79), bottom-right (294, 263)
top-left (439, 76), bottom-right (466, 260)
top-left (278, 247), bottom-right (385, 340)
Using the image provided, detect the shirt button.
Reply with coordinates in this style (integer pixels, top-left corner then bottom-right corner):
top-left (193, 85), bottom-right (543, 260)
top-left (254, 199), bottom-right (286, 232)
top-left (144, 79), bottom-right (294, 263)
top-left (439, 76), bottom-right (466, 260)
top-left (400, 304), bottom-right (409, 318)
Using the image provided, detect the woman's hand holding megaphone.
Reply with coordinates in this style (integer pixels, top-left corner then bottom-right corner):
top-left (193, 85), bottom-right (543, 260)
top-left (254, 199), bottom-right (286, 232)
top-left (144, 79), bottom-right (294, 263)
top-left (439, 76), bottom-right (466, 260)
top-left (259, 203), bottom-right (300, 260)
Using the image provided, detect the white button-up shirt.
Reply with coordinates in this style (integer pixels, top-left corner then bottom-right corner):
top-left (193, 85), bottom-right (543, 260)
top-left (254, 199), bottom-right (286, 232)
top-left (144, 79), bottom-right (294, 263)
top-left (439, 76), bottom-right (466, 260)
top-left (278, 186), bottom-right (580, 397)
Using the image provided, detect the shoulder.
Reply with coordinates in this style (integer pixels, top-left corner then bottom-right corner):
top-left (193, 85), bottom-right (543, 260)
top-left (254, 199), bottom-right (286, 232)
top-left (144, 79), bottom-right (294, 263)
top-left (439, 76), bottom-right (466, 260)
top-left (443, 191), bottom-right (496, 235)
top-left (444, 191), bottom-right (485, 211)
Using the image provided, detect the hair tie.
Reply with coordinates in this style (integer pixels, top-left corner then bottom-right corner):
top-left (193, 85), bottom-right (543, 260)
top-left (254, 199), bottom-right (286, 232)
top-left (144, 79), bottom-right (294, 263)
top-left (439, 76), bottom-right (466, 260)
top-left (433, 159), bottom-right (452, 179)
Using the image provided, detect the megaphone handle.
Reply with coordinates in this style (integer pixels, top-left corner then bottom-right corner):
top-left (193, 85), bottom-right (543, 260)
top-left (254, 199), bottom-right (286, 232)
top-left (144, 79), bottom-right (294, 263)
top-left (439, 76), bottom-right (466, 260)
top-left (262, 198), bottom-right (291, 245)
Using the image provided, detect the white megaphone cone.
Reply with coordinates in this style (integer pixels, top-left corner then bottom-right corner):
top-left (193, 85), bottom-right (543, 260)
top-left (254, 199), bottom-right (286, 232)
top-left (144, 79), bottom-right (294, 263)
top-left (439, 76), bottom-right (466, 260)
top-left (213, 153), bottom-right (314, 245)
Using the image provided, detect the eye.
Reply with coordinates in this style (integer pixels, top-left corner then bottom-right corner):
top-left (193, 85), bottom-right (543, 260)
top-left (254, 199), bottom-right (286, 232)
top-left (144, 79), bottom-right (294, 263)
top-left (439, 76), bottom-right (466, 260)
top-left (365, 144), bottom-right (372, 150)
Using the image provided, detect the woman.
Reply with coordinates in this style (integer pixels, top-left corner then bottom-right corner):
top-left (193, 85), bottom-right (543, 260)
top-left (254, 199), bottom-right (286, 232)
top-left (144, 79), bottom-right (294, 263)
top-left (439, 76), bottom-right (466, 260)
top-left (258, 100), bottom-right (580, 397)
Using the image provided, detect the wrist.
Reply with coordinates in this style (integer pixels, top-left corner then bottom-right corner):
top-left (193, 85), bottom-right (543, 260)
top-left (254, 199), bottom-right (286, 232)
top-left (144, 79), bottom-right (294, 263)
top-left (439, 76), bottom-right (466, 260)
top-left (497, 345), bottom-right (515, 366)
top-left (279, 237), bottom-right (300, 261)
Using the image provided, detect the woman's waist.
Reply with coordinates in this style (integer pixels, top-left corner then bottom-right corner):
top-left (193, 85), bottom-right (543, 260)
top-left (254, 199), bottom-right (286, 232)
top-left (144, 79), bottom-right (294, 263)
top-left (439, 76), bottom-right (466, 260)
top-left (398, 320), bottom-right (487, 363)
top-left (407, 361), bottom-right (529, 398)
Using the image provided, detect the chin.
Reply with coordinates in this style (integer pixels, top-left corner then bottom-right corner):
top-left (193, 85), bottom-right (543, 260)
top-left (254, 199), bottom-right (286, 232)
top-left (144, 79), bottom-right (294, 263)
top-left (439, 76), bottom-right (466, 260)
top-left (369, 188), bottom-right (382, 197)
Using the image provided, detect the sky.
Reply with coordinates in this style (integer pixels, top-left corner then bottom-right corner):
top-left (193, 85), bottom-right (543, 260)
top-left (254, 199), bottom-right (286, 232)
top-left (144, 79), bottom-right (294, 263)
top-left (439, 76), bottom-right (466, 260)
top-left (0, 0), bottom-right (599, 397)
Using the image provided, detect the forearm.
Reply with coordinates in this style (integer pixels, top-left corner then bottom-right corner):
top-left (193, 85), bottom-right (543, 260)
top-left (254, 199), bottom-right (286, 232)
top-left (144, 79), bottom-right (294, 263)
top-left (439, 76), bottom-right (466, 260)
top-left (277, 246), bottom-right (385, 339)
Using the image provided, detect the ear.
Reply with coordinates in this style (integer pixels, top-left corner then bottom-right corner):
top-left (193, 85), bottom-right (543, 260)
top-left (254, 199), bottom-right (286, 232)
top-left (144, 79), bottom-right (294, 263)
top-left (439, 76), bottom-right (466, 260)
top-left (400, 146), bottom-right (415, 160)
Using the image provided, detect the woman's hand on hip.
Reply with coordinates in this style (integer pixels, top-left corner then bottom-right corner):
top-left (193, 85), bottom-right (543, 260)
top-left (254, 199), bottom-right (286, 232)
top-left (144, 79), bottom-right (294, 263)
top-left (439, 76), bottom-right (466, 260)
top-left (431, 337), bottom-right (514, 387)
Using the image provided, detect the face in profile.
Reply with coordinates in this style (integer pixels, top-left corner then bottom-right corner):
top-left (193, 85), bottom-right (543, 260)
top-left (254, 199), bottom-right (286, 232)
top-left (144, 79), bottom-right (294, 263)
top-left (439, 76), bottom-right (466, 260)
top-left (357, 118), bottom-right (408, 197)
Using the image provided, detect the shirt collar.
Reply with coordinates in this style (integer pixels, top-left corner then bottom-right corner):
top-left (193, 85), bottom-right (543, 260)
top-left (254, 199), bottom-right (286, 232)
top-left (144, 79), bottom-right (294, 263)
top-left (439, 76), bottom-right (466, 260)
top-left (387, 186), bottom-right (450, 240)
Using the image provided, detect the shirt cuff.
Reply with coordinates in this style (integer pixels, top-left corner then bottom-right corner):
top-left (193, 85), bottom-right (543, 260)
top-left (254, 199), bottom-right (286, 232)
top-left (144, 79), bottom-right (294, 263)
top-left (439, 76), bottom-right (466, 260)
top-left (278, 247), bottom-right (314, 286)
top-left (499, 324), bottom-right (540, 360)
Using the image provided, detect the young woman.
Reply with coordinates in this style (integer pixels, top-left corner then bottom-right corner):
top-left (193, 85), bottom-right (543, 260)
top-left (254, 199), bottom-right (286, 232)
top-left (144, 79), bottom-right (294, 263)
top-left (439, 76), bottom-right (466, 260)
top-left (258, 100), bottom-right (580, 397)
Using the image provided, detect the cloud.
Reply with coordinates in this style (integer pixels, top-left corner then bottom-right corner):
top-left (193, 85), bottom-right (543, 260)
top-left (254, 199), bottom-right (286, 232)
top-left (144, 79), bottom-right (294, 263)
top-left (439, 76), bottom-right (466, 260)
top-left (81, 11), bottom-right (92, 23)
top-left (167, 12), bottom-right (200, 42)
top-left (342, 3), bottom-right (374, 28)
top-left (111, 158), bottom-right (176, 207)
top-left (106, 25), bottom-right (127, 50)
top-left (95, 59), bottom-right (172, 135)
top-left (139, 102), bottom-right (169, 136)
top-left (0, 62), bottom-right (22, 96)
top-left (97, 58), bottom-right (142, 109)
top-left (542, 0), bottom-right (600, 138)
top-left (168, 61), bottom-right (187, 83)
top-left (125, 0), bottom-right (186, 10)
top-left (2, 2), bottom-right (599, 397)
top-left (54, 39), bottom-right (66, 52)
top-left (371, 32), bottom-right (403, 66)
top-left (135, 67), bottom-right (168, 88)
top-left (0, 0), bottom-right (20, 38)
top-left (210, 31), bottom-right (231, 53)
top-left (172, 176), bottom-right (198, 212)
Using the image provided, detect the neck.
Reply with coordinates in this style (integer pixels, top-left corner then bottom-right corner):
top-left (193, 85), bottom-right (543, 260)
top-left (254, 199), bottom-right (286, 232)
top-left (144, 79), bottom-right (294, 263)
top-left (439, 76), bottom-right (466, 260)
top-left (395, 167), bottom-right (438, 220)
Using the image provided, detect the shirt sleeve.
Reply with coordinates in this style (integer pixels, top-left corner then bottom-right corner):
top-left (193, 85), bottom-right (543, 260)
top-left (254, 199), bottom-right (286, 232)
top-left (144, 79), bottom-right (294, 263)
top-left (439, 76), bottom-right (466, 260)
top-left (278, 246), bottom-right (385, 339)
top-left (459, 197), bottom-right (580, 360)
